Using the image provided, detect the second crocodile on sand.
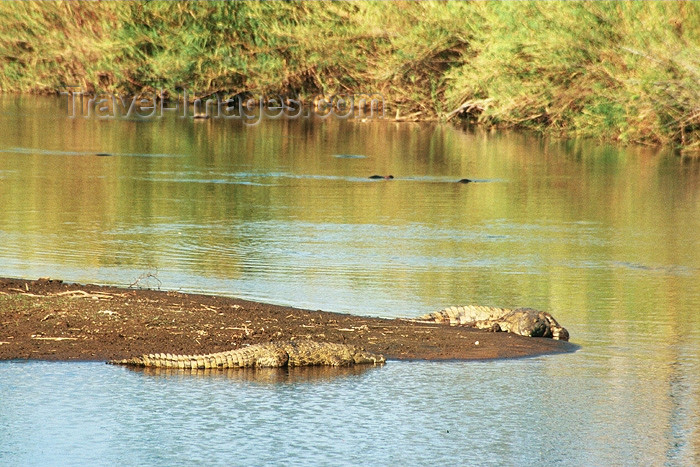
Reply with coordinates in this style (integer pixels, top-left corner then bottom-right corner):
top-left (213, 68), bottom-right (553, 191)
top-left (410, 305), bottom-right (569, 341)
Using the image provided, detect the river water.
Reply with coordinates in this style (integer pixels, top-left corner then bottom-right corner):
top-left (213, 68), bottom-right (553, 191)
top-left (0, 96), bottom-right (698, 465)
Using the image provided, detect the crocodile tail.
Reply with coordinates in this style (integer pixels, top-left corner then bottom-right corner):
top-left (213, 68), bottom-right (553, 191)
top-left (108, 356), bottom-right (146, 366)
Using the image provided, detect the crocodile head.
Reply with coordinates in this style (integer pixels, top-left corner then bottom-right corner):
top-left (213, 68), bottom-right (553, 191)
top-left (506, 308), bottom-right (570, 341)
top-left (549, 322), bottom-right (570, 341)
top-left (352, 349), bottom-right (386, 365)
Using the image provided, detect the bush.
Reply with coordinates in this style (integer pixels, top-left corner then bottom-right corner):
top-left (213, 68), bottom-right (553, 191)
top-left (0, 1), bottom-right (697, 150)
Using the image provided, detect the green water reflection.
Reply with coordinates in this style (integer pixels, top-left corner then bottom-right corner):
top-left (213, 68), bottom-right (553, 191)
top-left (1, 96), bottom-right (699, 464)
top-left (1, 96), bottom-right (697, 321)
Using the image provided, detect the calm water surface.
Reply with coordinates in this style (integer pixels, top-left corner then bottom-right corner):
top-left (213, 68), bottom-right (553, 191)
top-left (0, 96), bottom-right (699, 465)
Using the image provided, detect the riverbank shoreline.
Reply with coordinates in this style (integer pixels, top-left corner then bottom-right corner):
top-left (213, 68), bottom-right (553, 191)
top-left (1, 2), bottom-right (697, 151)
top-left (0, 278), bottom-right (575, 362)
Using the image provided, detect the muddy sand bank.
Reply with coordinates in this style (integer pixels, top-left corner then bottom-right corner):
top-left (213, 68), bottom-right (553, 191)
top-left (0, 278), bottom-right (575, 362)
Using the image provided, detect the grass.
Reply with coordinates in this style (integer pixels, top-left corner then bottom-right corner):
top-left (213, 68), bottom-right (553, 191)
top-left (0, 1), bottom-right (698, 151)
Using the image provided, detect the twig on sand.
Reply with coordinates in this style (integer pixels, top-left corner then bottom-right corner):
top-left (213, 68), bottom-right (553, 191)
top-left (128, 268), bottom-right (162, 290)
top-left (54, 290), bottom-right (114, 300)
top-left (7, 288), bottom-right (45, 297)
top-left (31, 336), bottom-right (80, 341)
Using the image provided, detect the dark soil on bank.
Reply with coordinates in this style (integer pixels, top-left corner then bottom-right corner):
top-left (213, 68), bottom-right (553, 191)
top-left (0, 278), bottom-right (576, 362)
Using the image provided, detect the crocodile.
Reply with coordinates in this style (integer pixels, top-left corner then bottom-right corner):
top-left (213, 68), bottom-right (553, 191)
top-left (108, 340), bottom-right (385, 370)
top-left (412, 305), bottom-right (570, 341)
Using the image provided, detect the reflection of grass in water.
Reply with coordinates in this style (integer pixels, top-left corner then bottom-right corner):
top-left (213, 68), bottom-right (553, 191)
top-left (0, 2), bottom-right (698, 149)
top-left (0, 147), bottom-right (184, 158)
top-left (125, 363), bottom-right (382, 384)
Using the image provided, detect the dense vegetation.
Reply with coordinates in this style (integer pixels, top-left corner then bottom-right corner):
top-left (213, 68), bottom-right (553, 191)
top-left (1, 1), bottom-right (698, 151)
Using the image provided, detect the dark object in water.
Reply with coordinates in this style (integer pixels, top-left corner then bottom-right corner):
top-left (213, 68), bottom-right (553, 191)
top-left (193, 113), bottom-right (210, 119)
top-left (369, 175), bottom-right (394, 180)
top-left (457, 178), bottom-right (473, 183)
top-left (96, 153), bottom-right (112, 157)
top-left (333, 154), bottom-right (367, 159)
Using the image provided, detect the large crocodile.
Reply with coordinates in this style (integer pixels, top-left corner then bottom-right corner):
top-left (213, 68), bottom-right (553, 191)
top-left (109, 340), bottom-right (385, 369)
top-left (412, 305), bottom-right (570, 341)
